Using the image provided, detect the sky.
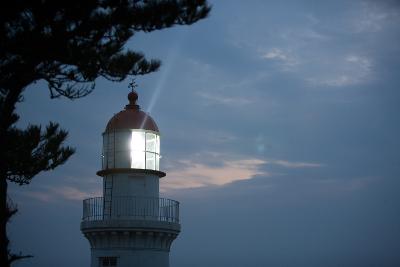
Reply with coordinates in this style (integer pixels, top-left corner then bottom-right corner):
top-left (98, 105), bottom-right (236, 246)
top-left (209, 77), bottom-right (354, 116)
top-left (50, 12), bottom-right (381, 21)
top-left (8, 1), bottom-right (400, 266)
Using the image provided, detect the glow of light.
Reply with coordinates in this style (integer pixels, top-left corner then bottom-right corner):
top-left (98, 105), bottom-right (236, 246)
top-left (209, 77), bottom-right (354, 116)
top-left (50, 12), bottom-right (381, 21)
top-left (131, 131), bottom-right (145, 169)
top-left (130, 131), bottom-right (161, 170)
top-left (143, 35), bottom-right (184, 127)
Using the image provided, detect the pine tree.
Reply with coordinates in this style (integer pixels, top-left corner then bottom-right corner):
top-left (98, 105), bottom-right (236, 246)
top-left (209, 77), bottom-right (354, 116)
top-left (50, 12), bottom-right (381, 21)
top-left (0, 1), bottom-right (211, 265)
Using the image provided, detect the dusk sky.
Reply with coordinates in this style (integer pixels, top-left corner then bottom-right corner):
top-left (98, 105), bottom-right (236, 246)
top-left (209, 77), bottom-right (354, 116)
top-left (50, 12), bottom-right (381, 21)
top-left (9, 1), bottom-right (400, 266)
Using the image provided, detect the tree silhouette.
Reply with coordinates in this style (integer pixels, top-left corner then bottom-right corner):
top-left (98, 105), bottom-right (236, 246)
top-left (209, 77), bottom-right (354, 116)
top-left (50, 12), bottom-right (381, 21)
top-left (0, 1), bottom-right (211, 266)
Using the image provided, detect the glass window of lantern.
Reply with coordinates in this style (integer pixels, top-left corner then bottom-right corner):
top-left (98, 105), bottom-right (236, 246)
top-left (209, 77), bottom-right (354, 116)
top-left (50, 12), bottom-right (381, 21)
top-left (131, 150), bottom-right (145, 168)
top-left (130, 130), bottom-right (160, 170)
top-left (146, 133), bottom-right (156, 153)
top-left (131, 131), bottom-right (145, 151)
top-left (146, 152), bottom-right (155, 170)
top-left (131, 131), bottom-right (145, 169)
top-left (105, 132), bottom-right (115, 169)
top-left (155, 154), bottom-right (160, 170)
top-left (156, 135), bottom-right (160, 154)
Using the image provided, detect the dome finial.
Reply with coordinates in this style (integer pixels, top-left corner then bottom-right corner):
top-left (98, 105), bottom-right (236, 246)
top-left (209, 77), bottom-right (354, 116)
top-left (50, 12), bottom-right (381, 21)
top-left (126, 78), bottom-right (139, 110)
top-left (128, 78), bottom-right (138, 92)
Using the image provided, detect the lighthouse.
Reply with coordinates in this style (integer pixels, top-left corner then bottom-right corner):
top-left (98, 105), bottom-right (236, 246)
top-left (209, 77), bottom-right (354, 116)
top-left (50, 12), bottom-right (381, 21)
top-left (81, 88), bottom-right (180, 267)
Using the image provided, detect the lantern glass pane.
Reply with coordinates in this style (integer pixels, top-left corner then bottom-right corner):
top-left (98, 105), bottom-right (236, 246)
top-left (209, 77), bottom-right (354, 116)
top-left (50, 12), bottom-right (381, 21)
top-left (146, 152), bottom-right (155, 170)
top-left (131, 131), bottom-right (145, 152)
top-left (131, 151), bottom-right (145, 169)
top-left (155, 154), bottom-right (160, 171)
top-left (146, 133), bottom-right (156, 153)
top-left (131, 131), bottom-right (145, 169)
top-left (156, 135), bottom-right (160, 154)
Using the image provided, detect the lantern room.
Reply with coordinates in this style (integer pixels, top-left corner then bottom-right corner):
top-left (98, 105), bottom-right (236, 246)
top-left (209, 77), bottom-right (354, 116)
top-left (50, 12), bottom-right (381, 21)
top-left (101, 90), bottom-right (161, 172)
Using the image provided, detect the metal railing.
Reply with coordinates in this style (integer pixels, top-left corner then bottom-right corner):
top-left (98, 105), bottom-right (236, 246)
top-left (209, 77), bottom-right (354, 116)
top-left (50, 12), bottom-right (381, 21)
top-left (82, 196), bottom-right (179, 223)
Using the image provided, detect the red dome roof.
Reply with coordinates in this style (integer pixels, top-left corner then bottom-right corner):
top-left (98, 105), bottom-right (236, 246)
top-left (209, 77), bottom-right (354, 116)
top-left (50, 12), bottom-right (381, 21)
top-left (104, 91), bottom-right (159, 132)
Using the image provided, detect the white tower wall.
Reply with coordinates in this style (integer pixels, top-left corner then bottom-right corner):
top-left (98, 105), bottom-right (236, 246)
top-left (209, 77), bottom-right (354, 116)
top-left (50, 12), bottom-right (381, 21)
top-left (103, 174), bottom-right (159, 198)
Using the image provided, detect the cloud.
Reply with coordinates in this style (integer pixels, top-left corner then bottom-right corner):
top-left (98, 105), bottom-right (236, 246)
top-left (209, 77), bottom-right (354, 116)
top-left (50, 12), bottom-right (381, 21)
top-left (161, 149), bottom-right (324, 191)
top-left (346, 55), bottom-right (371, 69)
top-left (224, 2), bottom-right (393, 89)
top-left (161, 158), bottom-right (267, 190)
top-left (262, 48), bottom-right (289, 60)
top-left (22, 191), bottom-right (53, 202)
top-left (351, 1), bottom-right (396, 33)
top-left (307, 54), bottom-right (372, 87)
top-left (183, 59), bottom-right (269, 108)
top-left (20, 185), bottom-right (101, 203)
top-left (268, 160), bottom-right (323, 168)
top-left (196, 91), bottom-right (253, 106)
top-left (51, 186), bottom-right (96, 201)
top-left (260, 46), bottom-right (374, 88)
top-left (261, 48), bottom-right (299, 70)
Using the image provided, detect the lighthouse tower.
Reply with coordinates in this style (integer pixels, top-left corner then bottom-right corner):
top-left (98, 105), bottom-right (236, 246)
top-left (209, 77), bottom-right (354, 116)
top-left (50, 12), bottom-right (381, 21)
top-left (81, 89), bottom-right (180, 267)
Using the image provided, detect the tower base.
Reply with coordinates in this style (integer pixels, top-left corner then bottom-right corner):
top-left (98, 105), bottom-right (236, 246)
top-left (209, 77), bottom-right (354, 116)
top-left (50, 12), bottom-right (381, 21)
top-left (81, 220), bottom-right (180, 267)
top-left (91, 249), bottom-right (170, 267)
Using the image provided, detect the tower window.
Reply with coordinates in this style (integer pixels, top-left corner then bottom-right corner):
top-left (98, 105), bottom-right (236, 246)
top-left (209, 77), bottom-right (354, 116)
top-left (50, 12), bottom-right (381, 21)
top-left (99, 257), bottom-right (117, 266)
